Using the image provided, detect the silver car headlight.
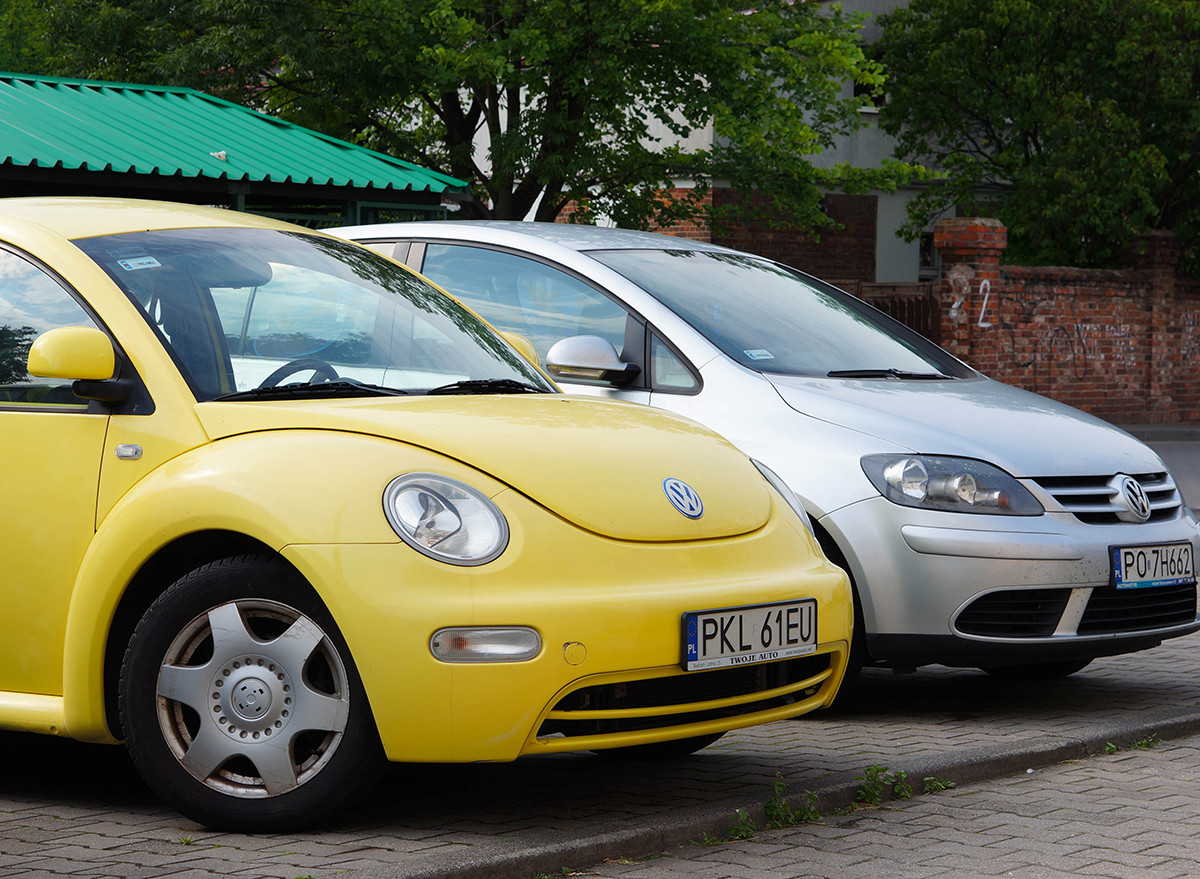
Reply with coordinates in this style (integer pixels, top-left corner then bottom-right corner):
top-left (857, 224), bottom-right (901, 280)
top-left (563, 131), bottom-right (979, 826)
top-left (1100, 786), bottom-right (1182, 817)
top-left (752, 459), bottom-right (815, 535)
top-left (383, 473), bottom-right (509, 565)
top-left (861, 455), bottom-right (1043, 516)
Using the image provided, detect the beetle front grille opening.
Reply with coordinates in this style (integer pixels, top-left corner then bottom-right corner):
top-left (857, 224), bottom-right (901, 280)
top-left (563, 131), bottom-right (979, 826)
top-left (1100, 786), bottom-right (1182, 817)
top-left (537, 654), bottom-right (831, 738)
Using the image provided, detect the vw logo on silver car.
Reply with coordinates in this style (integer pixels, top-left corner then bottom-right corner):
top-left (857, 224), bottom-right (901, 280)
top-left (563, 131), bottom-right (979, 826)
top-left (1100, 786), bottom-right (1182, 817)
top-left (1117, 474), bottom-right (1153, 523)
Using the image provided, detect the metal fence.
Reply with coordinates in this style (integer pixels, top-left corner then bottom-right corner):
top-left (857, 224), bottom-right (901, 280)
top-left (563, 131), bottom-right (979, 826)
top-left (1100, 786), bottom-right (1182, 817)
top-left (829, 280), bottom-right (941, 345)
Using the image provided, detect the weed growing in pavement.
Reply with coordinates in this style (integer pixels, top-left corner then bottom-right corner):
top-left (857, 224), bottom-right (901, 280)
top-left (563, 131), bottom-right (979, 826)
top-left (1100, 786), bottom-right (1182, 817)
top-left (764, 772), bottom-right (823, 828)
top-left (1105, 733), bottom-right (1160, 754)
top-left (855, 764), bottom-right (913, 805)
top-left (855, 764), bottom-right (889, 805)
top-left (922, 776), bottom-right (957, 793)
top-left (178, 835), bottom-right (193, 845)
top-left (727, 809), bottom-right (758, 840)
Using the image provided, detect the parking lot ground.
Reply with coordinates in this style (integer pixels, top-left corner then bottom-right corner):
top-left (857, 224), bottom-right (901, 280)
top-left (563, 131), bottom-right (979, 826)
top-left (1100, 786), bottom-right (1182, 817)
top-left (585, 730), bottom-right (1200, 879)
top-left (6, 630), bottom-right (1200, 879)
top-left (2, 428), bottom-right (1195, 879)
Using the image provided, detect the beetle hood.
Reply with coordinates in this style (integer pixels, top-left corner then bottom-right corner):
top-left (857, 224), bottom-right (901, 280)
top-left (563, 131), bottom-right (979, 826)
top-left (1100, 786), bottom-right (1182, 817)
top-left (765, 374), bottom-right (1163, 478)
top-left (195, 395), bottom-right (773, 541)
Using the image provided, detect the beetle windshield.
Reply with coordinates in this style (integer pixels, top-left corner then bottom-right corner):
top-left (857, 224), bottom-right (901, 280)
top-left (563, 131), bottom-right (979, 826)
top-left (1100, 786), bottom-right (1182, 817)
top-left (75, 228), bottom-right (553, 401)
top-left (588, 249), bottom-right (971, 379)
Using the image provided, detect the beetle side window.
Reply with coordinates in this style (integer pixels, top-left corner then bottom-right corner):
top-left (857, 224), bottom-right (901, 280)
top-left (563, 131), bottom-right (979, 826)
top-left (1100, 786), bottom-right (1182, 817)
top-left (421, 244), bottom-right (629, 368)
top-left (0, 249), bottom-right (97, 408)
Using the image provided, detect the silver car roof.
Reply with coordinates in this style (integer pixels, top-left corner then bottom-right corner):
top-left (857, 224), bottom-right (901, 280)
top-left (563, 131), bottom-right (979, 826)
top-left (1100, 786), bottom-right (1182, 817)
top-left (343, 219), bottom-right (740, 255)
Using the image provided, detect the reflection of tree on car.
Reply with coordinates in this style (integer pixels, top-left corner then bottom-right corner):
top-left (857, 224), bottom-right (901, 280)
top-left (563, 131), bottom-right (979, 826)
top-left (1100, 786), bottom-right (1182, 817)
top-left (0, 324), bottom-right (35, 383)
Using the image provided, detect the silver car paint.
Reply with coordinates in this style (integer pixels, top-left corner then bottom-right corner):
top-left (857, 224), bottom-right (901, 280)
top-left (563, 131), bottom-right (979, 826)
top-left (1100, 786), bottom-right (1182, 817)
top-left (335, 220), bottom-right (1200, 663)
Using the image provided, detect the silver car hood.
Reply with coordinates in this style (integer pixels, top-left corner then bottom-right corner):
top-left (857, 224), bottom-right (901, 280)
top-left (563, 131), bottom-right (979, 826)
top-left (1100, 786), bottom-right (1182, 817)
top-left (765, 373), bottom-right (1164, 478)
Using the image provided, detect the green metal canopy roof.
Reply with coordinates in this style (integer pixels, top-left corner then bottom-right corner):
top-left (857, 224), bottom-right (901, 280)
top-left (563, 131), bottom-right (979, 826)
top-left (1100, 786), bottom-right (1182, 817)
top-left (0, 73), bottom-right (470, 224)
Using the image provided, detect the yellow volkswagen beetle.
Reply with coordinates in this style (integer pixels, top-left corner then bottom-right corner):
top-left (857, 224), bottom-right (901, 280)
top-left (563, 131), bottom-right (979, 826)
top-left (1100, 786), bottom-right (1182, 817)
top-left (0, 198), bottom-right (850, 831)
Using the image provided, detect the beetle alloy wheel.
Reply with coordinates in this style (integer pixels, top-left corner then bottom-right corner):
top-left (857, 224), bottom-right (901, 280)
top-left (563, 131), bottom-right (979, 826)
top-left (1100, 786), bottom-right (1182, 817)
top-left (154, 599), bottom-right (351, 798)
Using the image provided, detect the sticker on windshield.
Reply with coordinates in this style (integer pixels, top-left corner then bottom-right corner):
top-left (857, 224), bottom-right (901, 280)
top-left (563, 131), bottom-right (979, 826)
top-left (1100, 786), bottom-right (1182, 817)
top-left (744, 349), bottom-right (775, 360)
top-left (117, 256), bottom-right (162, 271)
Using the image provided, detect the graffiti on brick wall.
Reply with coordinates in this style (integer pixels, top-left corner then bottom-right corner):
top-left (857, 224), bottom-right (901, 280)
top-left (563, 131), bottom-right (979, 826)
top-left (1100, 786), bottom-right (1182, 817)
top-left (972, 287), bottom-right (1146, 395)
top-left (1183, 311), bottom-right (1200, 360)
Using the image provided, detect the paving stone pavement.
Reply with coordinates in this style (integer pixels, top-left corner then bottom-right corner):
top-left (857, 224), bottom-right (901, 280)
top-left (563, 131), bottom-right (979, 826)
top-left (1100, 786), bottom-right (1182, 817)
top-left (585, 733), bottom-right (1200, 879)
top-left (0, 428), bottom-right (1195, 879)
top-left (5, 632), bottom-right (1200, 879)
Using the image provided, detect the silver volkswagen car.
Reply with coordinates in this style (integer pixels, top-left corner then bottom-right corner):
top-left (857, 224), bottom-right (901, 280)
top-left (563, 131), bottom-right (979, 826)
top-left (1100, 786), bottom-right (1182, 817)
top-left (336, 221), bottom-right (1200, 687)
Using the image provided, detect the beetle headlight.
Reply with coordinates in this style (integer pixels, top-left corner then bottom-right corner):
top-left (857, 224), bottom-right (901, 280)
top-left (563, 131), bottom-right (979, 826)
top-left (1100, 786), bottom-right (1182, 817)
top-left (383, 473), bottom-right (509, 565)
top-left (752, 459), bottom-right (815, 535)
top-left (861, 455), bottom-right (1043, 516)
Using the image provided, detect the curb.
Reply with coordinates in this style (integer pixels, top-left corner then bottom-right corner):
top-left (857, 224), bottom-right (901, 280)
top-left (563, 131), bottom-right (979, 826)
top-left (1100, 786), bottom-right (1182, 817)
top-left (1120, 423), bottom-right (1200, 442)
top-left (357, 706), bottom-right (1200, 879)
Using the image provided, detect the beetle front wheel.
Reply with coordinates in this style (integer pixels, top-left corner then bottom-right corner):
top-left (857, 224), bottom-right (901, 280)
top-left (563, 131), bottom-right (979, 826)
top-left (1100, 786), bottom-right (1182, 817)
top-left (119, 555), bottom-right (386, 831)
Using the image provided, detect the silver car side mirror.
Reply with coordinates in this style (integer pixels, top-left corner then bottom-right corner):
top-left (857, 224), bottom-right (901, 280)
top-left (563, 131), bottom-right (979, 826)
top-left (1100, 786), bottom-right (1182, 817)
top-left (546, 335), bottom-right (641, 384)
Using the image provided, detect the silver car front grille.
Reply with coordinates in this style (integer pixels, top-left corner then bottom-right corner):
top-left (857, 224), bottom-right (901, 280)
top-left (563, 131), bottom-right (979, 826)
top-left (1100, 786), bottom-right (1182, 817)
top-left (1030, 472), bottom-right (1182, 525)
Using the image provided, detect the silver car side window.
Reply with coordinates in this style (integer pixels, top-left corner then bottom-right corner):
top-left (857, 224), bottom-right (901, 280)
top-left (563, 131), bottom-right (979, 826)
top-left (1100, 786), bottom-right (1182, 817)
top-left (421, 244), bottom-right (629, 367)
top-left (651, 334), bottom-right (699, 392)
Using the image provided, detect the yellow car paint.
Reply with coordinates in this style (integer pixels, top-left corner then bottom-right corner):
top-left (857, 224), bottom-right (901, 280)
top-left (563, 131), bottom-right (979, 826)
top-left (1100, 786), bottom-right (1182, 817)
top-left (0, 198), bottom-right (851, 829)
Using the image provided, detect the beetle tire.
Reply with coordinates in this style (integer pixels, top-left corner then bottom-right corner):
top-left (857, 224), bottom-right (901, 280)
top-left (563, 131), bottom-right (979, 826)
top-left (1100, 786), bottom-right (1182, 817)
top-left (119, 554), bottom-right (386, 832)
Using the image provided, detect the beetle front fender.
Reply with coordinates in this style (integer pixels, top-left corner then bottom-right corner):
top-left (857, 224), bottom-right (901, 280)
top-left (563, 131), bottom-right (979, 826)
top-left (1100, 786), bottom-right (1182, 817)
top-left (60, 429), bottom-right (506, 742)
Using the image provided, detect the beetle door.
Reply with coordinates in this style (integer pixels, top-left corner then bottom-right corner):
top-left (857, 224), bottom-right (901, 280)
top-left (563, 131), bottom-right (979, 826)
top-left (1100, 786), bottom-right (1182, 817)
top-left (0, 247), bottom-right (108, 696)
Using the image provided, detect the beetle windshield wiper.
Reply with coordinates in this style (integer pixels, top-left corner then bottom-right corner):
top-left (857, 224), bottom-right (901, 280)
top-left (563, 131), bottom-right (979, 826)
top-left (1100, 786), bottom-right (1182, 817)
top-left (826, 368), bottom-right (952, 380)
top-left (425, 378), bottom-right (553, 396)
top-left (212, 381), bottom-right (410, 401)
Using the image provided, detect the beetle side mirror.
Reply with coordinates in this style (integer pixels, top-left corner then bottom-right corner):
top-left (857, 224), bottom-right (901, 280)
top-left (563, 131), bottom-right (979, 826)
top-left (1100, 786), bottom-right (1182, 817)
top-left (27, 326), bottom-right (132, 404)
top-left (546, 335), bottom-right (641, 384)
top-left (499, 331), bottom-right (541, 369)
top-left (27, 326), bottom-right (115, 381)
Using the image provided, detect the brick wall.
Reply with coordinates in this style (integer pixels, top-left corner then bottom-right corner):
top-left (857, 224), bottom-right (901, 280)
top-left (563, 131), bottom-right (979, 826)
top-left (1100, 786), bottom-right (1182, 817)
top-left (935, 218), bottom-right (1200, 424)
top-left (558, 189), bottom-right (878, 281)
top-left (709, 191), bottom-right (878, 283)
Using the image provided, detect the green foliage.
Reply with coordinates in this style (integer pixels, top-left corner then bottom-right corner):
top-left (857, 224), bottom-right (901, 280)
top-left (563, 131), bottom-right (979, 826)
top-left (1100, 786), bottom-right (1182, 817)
top-left (877, 0), bottom-right (1200, 268)
top-left (764, 772), bottom-right (822, 828)
top-left (855, 764), bottom-right (889, 806)
top-left (1105, 733), bottom-right (1159, 755)
top-left (726, 808), bottom-right (757, 841)
top-left (922, 776), bottom-right (957, 793)
top-left (0, 0), bottom-right (52, 73)
top-left (0, 325), bottom-right (36, 384)
top-left (42, 0), bottom-right (919, 228)
top-left (855, 764), bottom-right (912, 805)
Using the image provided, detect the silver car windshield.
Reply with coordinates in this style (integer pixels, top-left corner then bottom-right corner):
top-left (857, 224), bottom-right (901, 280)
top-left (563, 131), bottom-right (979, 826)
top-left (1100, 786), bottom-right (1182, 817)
top-left (589, 249), bottom-right (971, 379)
top-left (75, 228), bottom-right (553, 401)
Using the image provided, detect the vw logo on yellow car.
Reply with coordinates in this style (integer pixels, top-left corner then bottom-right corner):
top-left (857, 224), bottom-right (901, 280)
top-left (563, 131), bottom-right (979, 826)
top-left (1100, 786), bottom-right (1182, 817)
top-left (663, 477), bottom-right (704, 519)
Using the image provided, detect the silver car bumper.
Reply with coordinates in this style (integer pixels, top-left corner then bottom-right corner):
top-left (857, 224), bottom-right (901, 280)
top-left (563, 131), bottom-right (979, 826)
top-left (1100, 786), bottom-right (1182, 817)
top-left (823, 496), bottom-right (1200, 668)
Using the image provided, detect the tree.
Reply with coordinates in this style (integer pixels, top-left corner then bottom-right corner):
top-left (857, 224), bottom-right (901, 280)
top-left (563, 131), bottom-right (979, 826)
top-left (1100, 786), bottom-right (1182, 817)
top-left (0, 0), bottom-right (52, 73)
top-left (44, 0), bottom-right (918, 228)
top-left (876, 0), bottom-right (1200, 268)
top-left (0, 325), bottom-right (37, 384)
